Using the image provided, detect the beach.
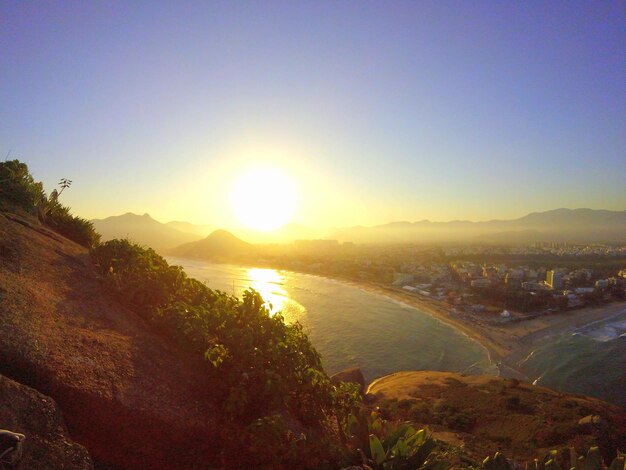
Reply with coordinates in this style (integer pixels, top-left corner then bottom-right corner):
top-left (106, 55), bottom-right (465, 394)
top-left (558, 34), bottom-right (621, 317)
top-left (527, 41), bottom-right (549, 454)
top-left (344, 279), bottom-right (625, 379)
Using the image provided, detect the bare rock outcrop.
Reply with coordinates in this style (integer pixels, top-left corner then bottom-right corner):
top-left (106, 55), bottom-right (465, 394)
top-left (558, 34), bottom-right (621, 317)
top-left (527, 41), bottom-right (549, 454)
top-left (0, 373), bottom-right (93, 469)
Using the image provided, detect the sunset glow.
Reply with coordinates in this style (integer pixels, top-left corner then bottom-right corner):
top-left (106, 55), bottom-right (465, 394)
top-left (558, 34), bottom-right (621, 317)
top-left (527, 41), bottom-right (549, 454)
top-left (247, 267), bottom-right (286, 314)
top-left (230, 168), bottom-right (297, 231)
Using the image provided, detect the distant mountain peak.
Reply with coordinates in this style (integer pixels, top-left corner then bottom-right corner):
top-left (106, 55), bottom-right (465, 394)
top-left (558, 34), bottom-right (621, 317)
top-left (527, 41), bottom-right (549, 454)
top-left (208, 228), bottom-right (233, 236)
top-left (91, 212), bottom-right (202, 253)
top-left (170, 228), bottom-right (253, 259)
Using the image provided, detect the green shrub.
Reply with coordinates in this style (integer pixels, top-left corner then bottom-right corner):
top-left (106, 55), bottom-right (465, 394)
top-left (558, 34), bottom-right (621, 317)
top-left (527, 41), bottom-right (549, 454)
top-left (91, 239), bottom-right (351, 426)
top-left (342, 409), bottom-right (443, 469)
top-left (505, 396), bottom-right (521, 410)
top-left (0, 159), bottom-right (45, 212)
top-left (45, 201), bottom-right (100, 248)
top-left (397, 398), bottom-right (417, 410)
top-left (443, 411), bottom-right (476, 432)
top-left (0, 159), bottom-right (100, 248)
top-left (410, 402), bottom-right (434, 423)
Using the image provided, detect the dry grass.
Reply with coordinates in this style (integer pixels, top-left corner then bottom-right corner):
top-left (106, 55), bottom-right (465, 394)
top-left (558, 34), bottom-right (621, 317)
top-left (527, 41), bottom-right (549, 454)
top-left (369, 371), bottom-right (626, 463)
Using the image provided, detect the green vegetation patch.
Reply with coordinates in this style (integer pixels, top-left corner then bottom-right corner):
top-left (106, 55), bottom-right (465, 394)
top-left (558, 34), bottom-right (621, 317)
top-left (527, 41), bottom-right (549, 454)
top-left (0, 160), bottom-right (99, 248)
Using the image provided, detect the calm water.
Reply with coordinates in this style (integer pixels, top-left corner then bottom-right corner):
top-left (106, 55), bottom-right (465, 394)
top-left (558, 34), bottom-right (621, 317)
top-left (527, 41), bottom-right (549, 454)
top-left (169, 258), bottom-right (491, 382)
top-left (170, 259), bottom-right (625, 406)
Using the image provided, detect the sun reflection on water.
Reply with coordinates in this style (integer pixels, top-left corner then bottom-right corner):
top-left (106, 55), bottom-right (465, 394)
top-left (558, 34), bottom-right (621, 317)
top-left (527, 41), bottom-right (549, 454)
top-left (247, 268), bottom-right (287, 315)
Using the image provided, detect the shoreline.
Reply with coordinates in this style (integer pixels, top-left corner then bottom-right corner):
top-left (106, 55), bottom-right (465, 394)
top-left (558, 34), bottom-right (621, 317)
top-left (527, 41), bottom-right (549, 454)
top-left (170, 257), bottom-right (625, 380)
top-left (352, 282), bottom-right (625, 379)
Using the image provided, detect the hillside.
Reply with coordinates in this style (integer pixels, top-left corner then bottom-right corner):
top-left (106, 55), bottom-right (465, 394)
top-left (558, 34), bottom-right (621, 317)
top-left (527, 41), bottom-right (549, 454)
top-left (169, 228), bottom-right (255, 259)
top-left (368, 371), bottom-right (626, 463)
top-left (0, 210), bottom-right (220, 469)
top-left (0, 194), bottom-right (338, 469)
top-left (91, 212), bottom-right (201, 252)
top-left (165, 220), bottom-right (213, 237)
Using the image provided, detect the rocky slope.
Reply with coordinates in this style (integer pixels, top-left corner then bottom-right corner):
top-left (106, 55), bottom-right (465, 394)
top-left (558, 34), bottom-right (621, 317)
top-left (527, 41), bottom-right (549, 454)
top-left (0, 373), bottom-right (93, 469)
top-left (0, 210), bottom-right (220, 469)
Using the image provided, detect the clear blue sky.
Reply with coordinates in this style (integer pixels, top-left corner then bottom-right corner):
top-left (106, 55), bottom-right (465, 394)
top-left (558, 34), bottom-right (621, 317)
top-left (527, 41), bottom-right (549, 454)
top-left (1, 1), bottom-right (624, 227)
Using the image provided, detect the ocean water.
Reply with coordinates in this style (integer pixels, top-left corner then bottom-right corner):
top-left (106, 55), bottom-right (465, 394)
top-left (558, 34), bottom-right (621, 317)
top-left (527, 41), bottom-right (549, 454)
top-left (169, 259), bottom-right (625, 407)
top-left (517, 315), bottom-right (626, 408)
top-left (169, 259), bottom-right (491, 382)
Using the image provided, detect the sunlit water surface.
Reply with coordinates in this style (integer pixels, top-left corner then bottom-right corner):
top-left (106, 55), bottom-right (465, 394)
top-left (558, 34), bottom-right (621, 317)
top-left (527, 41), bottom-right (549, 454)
top-left (169, 259), bottom-right (491, 382)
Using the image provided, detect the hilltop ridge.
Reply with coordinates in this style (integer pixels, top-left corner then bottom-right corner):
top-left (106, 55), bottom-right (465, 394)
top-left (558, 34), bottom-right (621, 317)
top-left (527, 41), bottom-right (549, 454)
top-left (93, 208), bottom-right (626, 249)
top-left (333, 208), bottom-right (626, 244)
top-left (169, 228), bottom-right (255, 259)
top-left (91, 212), bottom-right (201, 252)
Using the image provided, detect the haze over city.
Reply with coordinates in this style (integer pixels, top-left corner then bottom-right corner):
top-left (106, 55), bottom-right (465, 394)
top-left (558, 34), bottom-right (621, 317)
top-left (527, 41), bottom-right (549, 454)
top-left (2, 1), bottom-right (625, 233)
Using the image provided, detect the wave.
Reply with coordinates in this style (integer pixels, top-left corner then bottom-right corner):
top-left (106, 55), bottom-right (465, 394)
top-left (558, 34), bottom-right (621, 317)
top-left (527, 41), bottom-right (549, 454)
top-left (574, 318), bottom-right (626, 342)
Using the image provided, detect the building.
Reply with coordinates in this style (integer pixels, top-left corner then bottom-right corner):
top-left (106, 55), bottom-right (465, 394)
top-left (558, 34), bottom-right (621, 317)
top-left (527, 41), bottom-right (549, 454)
top-left (546, 270), bottom-right (564, 290)
top-left (471, 279), bottom-right (492, 288)
top-left (522, 281), bottom-right (547, 291)
top-left (575, 287), bottom-right (594, 294)
top-left (469, 304), bottom-right (486, 313)
top-left (294, 239), bottom-right (339, 251)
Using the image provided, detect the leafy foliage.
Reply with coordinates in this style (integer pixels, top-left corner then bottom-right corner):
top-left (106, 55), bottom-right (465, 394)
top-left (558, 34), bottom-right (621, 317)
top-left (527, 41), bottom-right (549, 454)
top-left (0, 160), bottom-right (45, 212)
top-left (342, 408), bottom-right (443, 469)
top-left (477, 447), bottom-right (626, 470)
top-left (91, 239), bottom-right (354, 426)
top-left (0, 159), bottom-right (99, 248)
top-left (44, 200), bottom-right (101, 248)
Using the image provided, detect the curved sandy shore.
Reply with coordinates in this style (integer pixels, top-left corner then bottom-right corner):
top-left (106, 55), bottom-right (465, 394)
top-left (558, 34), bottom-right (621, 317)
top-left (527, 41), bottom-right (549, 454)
top-left (348, 281), bottom-right (625, 379)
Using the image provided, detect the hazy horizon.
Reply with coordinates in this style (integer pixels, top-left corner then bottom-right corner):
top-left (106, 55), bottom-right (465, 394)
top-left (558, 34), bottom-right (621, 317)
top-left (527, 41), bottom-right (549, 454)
top-left (94, 205), bottom-right (625, 227)
top-left (2, 2), bottom-right (625, 230)
top-left (91, 207), bottom-right (625, 247)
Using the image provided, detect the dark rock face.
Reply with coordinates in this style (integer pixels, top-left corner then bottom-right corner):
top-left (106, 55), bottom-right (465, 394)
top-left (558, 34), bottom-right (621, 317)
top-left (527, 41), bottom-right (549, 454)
top-left (0, 374), bottom-right (93, 470)
top-left (331, 367), bottom-right (366, 394)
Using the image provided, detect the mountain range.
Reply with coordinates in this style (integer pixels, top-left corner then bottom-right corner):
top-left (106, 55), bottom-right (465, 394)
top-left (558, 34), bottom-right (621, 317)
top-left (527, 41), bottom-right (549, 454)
top-left (329, 208), bottom-right (625, 244)
top-left (91, 213), bottom-right (204, 252)
top-left (91, 208), bottom-right (625, 254)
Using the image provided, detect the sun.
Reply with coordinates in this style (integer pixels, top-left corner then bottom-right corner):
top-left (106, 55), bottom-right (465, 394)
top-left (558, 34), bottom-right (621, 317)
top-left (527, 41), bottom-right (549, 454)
top-left (230, 167), bottom-right (297, 231)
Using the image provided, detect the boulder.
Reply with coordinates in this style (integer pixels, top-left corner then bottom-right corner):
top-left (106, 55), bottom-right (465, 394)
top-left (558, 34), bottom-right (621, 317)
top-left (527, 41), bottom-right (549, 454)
top-left (578, 415), bottom-right (602, 426)
top-left (0, 374), bottom-right (93, 469)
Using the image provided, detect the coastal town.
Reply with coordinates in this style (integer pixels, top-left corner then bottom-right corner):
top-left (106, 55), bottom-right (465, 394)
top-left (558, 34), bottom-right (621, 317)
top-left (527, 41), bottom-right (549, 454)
top-left (247, 240), bottom-right (626, 324)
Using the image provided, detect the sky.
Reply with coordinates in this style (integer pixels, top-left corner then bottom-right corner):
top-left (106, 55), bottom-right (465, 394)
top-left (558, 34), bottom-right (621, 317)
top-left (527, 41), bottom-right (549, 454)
top-left (1, 1), bottom-right (625, 230)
